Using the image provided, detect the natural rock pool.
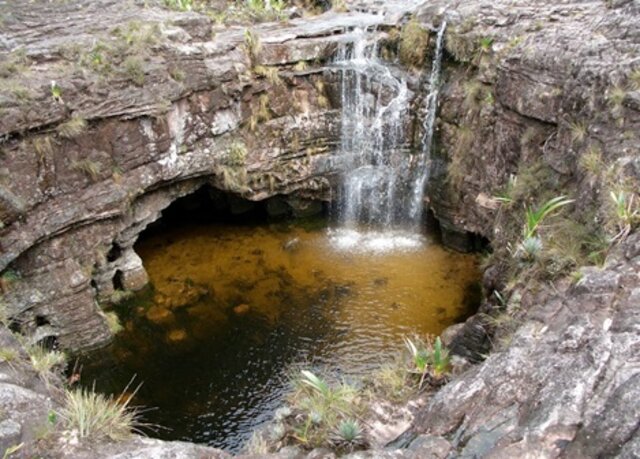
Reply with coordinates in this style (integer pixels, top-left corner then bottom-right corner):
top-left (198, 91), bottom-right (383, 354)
top-left (82, 219), bottom-right (479, 452)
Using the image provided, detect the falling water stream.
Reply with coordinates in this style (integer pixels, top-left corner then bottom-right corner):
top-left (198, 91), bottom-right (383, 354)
top-left (330, 22), bottom-right (447, 250)
top-left (81, 21), bottom-right (472, 454)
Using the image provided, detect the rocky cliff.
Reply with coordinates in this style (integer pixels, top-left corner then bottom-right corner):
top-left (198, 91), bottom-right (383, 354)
top-left (1, 0), bottom-right (639, 457)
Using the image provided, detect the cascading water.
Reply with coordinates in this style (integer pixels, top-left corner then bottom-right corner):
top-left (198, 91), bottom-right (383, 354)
top-left (330, 22), bottom-right (447, 251)
top-left (409, 20), bottom-right (447, 222)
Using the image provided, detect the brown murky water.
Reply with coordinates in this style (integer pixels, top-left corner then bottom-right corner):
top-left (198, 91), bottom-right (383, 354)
top-left (83, 221), bottom-right (479, 452)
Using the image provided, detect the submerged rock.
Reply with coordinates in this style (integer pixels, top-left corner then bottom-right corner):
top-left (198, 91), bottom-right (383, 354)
top-left (233, 303), bottom-right (251, 315)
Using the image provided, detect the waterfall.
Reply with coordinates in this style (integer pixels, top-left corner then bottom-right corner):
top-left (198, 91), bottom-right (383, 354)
top-left (408, 20), bottom-right (447, 222)
top-left (334, 28), bottom-right (410, 230)
top-left (329, 22), bottom-right (447, 251)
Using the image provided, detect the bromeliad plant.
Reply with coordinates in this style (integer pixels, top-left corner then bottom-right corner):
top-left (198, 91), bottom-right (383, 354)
top-left (609, 190), bottom-right (640, 242)
top-left (284, 370), bottom-right (365, 449)
top-left (512, 196), bottom-right (574, 261)
top-left (404, 335), bottom-right (451, 389)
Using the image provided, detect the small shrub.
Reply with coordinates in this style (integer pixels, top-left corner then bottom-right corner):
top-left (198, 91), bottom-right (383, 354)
top-left (331, 0), bottom-right (348, 12)
top-left (0, 49), bottom-right (30, 78)
top-left (57, 116), bottom-right (87, 139)
top-left (462, 80), bottom-right (483, 111)
top-left (399, 18), bottom-right (429, 68)
top-left (168, 66), bottom-right (185, 82)
top-left (370, 363), bottom-right (410, 402)
top-left (58, 386), bottom-right (140, 440)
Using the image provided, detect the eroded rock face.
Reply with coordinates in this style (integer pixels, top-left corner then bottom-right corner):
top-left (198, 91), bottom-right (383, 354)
top-left (410, 232), bottom-right (640, 458)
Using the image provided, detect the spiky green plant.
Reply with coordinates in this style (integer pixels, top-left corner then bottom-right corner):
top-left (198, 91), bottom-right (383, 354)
top-left (478, 36), bottom-right (493, 53)
top-left (516, 236), bottom-right (543, 261)
top-left (609, 190), bottom-right (640, 242)
top-left (494, 174), bottom-right (518, 204)
top-left (58, 386), bottom-right (141, 440)
top-left (330, 419), bottom-right (366, 451)
top-left (523, 196), bottom-right (574, 239)
top-left (50, 81), bottom-right (63, 102)
top-left (2, 444), bottom-right (23, 459)
top-left (430, 337), bottom-right (450, 377)
top-left (403, 336), bottom-right (429, 373)
top-left (300, 370), bottom-right (331, 398)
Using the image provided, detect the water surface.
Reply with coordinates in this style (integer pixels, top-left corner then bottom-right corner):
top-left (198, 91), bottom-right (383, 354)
top-left (83, 221), bottom-right (479, 452)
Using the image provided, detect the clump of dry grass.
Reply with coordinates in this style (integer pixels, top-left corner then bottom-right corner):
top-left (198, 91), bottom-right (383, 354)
top-left (57, 116), bottom-right (87, 139)
top-left (399, 18), bottom-right (430, 68)
top-left (58, 385), bottom-right (141, 440)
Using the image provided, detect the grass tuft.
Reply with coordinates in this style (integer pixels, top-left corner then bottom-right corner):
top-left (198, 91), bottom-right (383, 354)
top-left (58, 386), bottom-right (141, 440)
top-left (28, 345), bottom-right (66, 376)
top-left (122, 57), bottom-right (145, 86)
top-left (399, 18), bottom-right (430, 68)
top-left (253, 65), bottom-right (282, 85)
top-left (244, 29), bottom-right (262, 66)
top-left (71, 159), bottom-right (102, 182)
top-left (57, 116), bottom-right (87, 139)
top-left (568, 121), bottom-right (588, 144)
top-left (104, 311), bottom-right (123, 334)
